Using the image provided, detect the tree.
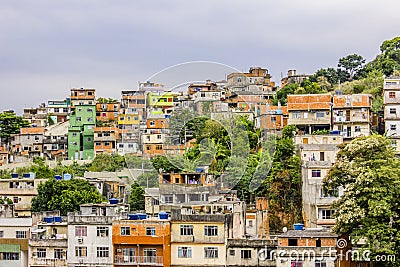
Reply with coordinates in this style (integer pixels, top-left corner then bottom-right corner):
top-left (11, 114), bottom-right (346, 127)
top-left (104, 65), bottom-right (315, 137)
top-left (0, 111), bottom-right (29, 144)
top-left (323, 135), bottom-right (400, 265)
top-left (87, 153), bottom-right (126, 172)
top-left (273, 83), bottom-right (299, 105)
top-left (129, 182), bottom-right (145, 211)
top-left (338, 54), bottom-right (366, 80)
top-left (257, 125), bottom-right (302, 231)
top-left (31, 178), bottom-right (104, 215)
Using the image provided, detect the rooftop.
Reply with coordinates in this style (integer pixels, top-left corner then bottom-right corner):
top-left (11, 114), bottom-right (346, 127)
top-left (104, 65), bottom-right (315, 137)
top-left (279, 228), bottom-right (338, 238)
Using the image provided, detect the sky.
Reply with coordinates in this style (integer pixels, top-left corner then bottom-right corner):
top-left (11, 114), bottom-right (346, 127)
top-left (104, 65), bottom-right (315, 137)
top-left (1, 0), bottom-right (400, 114)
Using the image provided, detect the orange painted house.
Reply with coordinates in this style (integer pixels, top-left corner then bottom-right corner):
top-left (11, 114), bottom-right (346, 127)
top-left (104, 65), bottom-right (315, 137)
top-left (255, 105), bottom-right (288, 132)
top-left (96, 102), bottom-right (120, 122)
top-left (112, 218), bottom-right (171, 267)
top-left (94, 126), bottom-right (119, 154)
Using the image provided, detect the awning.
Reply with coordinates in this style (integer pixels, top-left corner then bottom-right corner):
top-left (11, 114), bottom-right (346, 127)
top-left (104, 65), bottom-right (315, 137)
top-left (31, 229), bottom-right (46, 233)
top-left (0, 244), bottom-right (20, 253)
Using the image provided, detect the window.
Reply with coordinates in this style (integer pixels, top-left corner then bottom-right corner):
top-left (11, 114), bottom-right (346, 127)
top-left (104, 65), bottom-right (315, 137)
top-left (241, 250), bottom-right (251, 259)
top-left (16, 231), bottom-right (26, 239)
top-left (204, 247), bottom-right (218, 259)
top-left (321, 187), bottom-right (339, 198)
top-left (13, 196), bottom-right (19, 203)
top-left (146, 227), bottom-right (156, 236)
top-left (87, 108), bottom-right (93, 112)
top-left (316, 112), bottom-right (325, 118)
top-left (72, 132), bottom-right (77, 137)
top-left (204, 226), bottom-right (218, 236)
top-left (320, 209), bottom-right (335, 220)
top-left (95, 142), bottom-right (101, 146)
top-left (87, 137), bottom-right (92, 142)
top-left (54, 249), bottom-right (63, 259)
top-left (180, 225), bottom-right (193, 236)
top-left (311, 170), bottom-right (321, 178)
top-left (150, 121), bottom-right (155, 126)
top-left (164, 195), bottom-right (173, 204)
top-left (88, 117), bottom-right (93, 122)
top-left (54, 108), bottom-right (60, 113)
top-left (201, 92), bottom-right (206, 97)
top-left (75, 246), bottom-right (87, 257)
top-left (118, 144), bottom-right (124, 148)
top-left (37, 248), bottom-right (46, 258)
top-left (178, 247), bottom-right (192, 258)
top-left (0, 231), bottom-right (3, 238)
top-left (97, 247), bottom-right (109, 258)
top-left (389, 92), bottom-right (396, 98)
top-left (157, 134), bottom-right (161, 139)
top-left (75, 226), bottom-right (87, 236)
top-left (105, 142), bottom-right (110, 146)
top-left (303, 112), bottom-right (308, 119)
top-left (128, 144), bottom-right (134, 148)
top-left (1, 252), bottom-right (19, 260)
top-left (229, 250), bottom-right (235, 256)
top-left (292, 112), bottom-right (301, 119)
top-left (271, 116), bottom-right (276, 123)
top-left (390, 108), bottom-right (397, 114)
top-left (248, 220), bottom-right (253, 227)
top-left (391, 124), bottom-right (397, 131)
top-left (315, 260), bottom-right (326, 267)
top-left (155, 145), bottom-right (163, 150)
top-left (291, 261), bottom-right (303, 267)
top-left (76, 117), bottom-right (82, 121)
top-left (121, 226), bottom-right (130, 236)
top-left (97, 226), bottom-right (109, 237)
top-left (355, 126), bottom-right (361, 132)
top-left (63, 108), bottom-right (68, 113)
top-left (104, 132), bottom-right (110, 137)
top-left (288, 238), bottom-right (298, 246)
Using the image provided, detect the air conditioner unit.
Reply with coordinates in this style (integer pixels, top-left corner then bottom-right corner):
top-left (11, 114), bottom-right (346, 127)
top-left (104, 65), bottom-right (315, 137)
top-left (117, 249), bottom-right (122, 253)
top-left (77, 237), bottom-right (83, 243)
top-left (79, 259), bottom-right (84, 264)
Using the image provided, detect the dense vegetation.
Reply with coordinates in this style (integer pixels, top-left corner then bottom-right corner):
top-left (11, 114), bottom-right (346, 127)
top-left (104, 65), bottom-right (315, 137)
top-left (323, 135), bottom-right (400, 266)
top-left (31, 178), bottom-right (104, 215)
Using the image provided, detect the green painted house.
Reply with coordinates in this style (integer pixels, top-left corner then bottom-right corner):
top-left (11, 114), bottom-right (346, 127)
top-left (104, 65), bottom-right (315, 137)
top-left (67, 104), bottom-right (96, 160)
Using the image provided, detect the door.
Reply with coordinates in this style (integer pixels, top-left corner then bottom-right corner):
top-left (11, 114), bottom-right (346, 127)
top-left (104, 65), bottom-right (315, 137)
top-left (144, 249), bottom-right (157, 263)
top-left (347, 126), bottom-right (351, 138)
top-left (346, 110), bottom-right (350, 122)
top-left (320, 152), bottom-right (325, 161)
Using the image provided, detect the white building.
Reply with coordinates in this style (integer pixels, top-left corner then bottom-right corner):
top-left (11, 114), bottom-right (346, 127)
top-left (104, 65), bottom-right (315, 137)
top-left (67, 203), bottom-right (129, 267)
top-left (384, 76), bottom-right (400, 152)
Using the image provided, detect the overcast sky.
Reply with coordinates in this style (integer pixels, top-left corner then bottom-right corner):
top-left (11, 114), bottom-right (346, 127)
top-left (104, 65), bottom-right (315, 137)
top-left (1, 0), bottom-right (400, 113)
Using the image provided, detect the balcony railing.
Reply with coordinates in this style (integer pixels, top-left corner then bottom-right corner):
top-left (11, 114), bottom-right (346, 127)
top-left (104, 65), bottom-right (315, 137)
top-left (30, 258), bottom-right (67, 267)
top-left (114, 255), bottom-right (163, 266)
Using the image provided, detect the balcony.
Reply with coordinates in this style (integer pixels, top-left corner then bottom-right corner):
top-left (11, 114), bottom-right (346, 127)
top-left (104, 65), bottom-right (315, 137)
top-left (29, 238), bottom-right (67, 248)
top-left (0, 188), bottom-right (37, 195)
top-left (30, 258), bottom-right (67, 267)
top-left (114, 256), bottom-right (163, 266)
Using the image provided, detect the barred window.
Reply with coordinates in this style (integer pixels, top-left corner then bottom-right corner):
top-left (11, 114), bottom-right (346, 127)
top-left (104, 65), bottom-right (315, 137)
top-left (96, 247), bottom-right (109, 258)
top-left (75, 226), bottom-right (87, 236)
top-left (146, 227), bottom-right (156, 236)
top-left (204, 247), bottom-right (218, 259)
top-left (180, 225), bottom-right (193, 236)
top-left (121, 226), bottom-right (130, 236)
top-left (204, 226), bottom-right (218, 236)
top-left (16, 231), bottom-right (26, 239)
top-left (241, 250), bottom-right (251, 259)
top-left (37, 248), bottom-right (46, 258)
top-left (75, 246), bottom-right (87, 257)
top-left (97, 226), bottom-right (109, 237)
top-left (178, 247), bottom-right (192, 258)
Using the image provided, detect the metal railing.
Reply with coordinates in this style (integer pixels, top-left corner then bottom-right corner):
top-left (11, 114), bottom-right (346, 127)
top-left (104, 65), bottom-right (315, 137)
top-left (114, 255), bottom-right (163, 265)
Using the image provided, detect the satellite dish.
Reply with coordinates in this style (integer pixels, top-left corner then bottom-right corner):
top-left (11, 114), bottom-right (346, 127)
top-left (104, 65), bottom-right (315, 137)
top-left (282, 227), bottom-right (288, 233)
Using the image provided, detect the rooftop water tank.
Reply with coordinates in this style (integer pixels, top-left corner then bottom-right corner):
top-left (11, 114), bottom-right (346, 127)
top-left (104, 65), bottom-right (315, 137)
top-left (158, 212), bottom-right (168, 220)
top-left (54, 216), bottom-right (62, 223)
top-left (294, 223), bottom-right (304, 230)
top-left (63, 174), bottom-right (71, 180)
top-left (44, 217), bottom-right (54, 224)
top-left (109, 198), bottom-right (119, 205)
top-left (54, 175), bottom-right (62, 181)
top-left (11, 173), bottom-right (19, 179)
top-left (128, 214), bottom-right (139, 220)
top-left (137, 213), bottom-right (147, 220)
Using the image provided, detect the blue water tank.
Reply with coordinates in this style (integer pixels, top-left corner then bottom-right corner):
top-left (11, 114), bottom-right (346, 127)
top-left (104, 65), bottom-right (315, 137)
top-left (138, 213), bottom-right (147, 220)
top-left (129, 214), bottom-right (139, 220)
top-left (63, 174), bottom-right (71, 180)
top-left (44, 217), bottom-right (54, 223)
top-left (195, 168), bottom-right (204, 173)
top-left (54, 175), bottom-right (62, 181)
top-left (109, 198), bottom-right (119, 205)
top-left (330, 130), bottom-right (341, 135)
top-left (11, 173), bottom-right (19, 179)
top-left (158, 212), bottom-right (168, 220)
top-left (22, 173), bottom-right (30, 178)
top-left (294, 223), bottom-right (304, 230)
top-left (54, 216), bottom-right (62, 223)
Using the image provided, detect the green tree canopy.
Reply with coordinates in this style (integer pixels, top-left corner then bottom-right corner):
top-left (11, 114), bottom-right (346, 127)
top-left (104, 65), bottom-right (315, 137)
top-left (129, 182), bottom-right (145, 211)
top-left (323, 135), bottom-right (400, 265)
top-left (31, 178), bottom-right (104, 215)
top-left (0, 112), bottom-right (29, 142)
top-left (338, 54), bottom-right (366, 80)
